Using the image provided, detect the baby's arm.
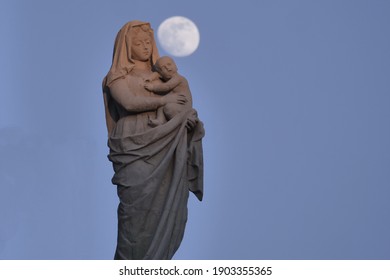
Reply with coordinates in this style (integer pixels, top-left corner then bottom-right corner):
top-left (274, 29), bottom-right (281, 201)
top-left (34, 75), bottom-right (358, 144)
top-left (145, 75), bottom-right (182, 93)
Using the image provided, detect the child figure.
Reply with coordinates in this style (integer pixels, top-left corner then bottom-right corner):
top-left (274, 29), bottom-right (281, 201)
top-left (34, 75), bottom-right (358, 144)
top-left (144, 56), bottom-right (193, 127)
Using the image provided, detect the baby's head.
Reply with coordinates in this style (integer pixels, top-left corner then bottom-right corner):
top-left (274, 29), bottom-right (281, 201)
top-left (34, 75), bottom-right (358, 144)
top-left (154, 56), bottom-right (178, 80)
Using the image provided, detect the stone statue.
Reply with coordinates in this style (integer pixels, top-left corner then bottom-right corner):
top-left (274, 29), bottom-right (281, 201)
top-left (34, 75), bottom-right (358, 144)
top-left (102, 20), bottom-right (205, 260)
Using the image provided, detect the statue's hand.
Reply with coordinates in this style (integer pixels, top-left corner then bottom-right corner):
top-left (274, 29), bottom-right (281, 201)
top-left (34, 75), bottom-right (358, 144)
top-left (186, 109), bottom-right (198, 131)
top-left (144, 82), bottom-right (153, 91)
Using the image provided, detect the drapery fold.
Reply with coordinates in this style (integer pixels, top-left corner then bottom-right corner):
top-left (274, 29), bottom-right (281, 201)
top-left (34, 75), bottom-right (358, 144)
top-left (108, 109), bottom-right (204, 259)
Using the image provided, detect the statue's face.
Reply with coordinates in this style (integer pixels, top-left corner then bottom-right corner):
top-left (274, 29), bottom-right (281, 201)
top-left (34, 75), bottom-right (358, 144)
top-left (131, 32), bottom-right (152, 62)
top-left (157, 57), bottom-right (177, 80)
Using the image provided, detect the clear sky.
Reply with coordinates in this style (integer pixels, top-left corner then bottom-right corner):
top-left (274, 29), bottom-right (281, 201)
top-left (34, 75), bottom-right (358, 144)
top-left (1, 0), bottom-right (389, 259)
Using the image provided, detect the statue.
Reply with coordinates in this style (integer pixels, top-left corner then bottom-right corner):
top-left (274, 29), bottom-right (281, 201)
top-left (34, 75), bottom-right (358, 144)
top-left (102, 20), bottom-right (205, 260)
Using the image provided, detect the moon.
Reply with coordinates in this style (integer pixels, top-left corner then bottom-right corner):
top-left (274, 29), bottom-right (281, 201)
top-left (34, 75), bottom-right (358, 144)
top-left (157, 16), bottom-right (200, 57)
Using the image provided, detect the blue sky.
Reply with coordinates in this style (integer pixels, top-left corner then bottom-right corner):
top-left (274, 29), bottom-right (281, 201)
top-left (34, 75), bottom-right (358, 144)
top-left (1, 0), bottom-right (389, 259)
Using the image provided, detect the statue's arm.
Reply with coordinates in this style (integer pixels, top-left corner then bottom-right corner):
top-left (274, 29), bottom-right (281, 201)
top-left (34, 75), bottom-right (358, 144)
top-left (149, 76), bottom-right (181, 93)
top-left (109, 79), bottom-right (164, 113)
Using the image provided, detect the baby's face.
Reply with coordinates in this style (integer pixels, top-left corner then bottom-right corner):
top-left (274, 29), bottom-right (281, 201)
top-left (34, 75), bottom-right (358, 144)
top-left (156, 57), bottom-right (177, 80)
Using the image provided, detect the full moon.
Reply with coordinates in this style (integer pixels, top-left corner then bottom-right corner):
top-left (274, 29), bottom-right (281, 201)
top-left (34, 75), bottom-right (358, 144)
top-left (157, 16), bottom-right (200, 57)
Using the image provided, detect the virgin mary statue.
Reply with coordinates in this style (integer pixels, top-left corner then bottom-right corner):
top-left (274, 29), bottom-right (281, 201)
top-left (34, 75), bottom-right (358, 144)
top-left (102, 20), bottom-right (205, 260)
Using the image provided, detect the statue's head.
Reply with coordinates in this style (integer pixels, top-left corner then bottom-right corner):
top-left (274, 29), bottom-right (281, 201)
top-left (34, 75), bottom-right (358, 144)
top-left (105, 21), bottom-right (159, 87)
top-left (126, 23), bottom-right (154, 62)
top-left (154, 56), bottom-right (178, 80)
